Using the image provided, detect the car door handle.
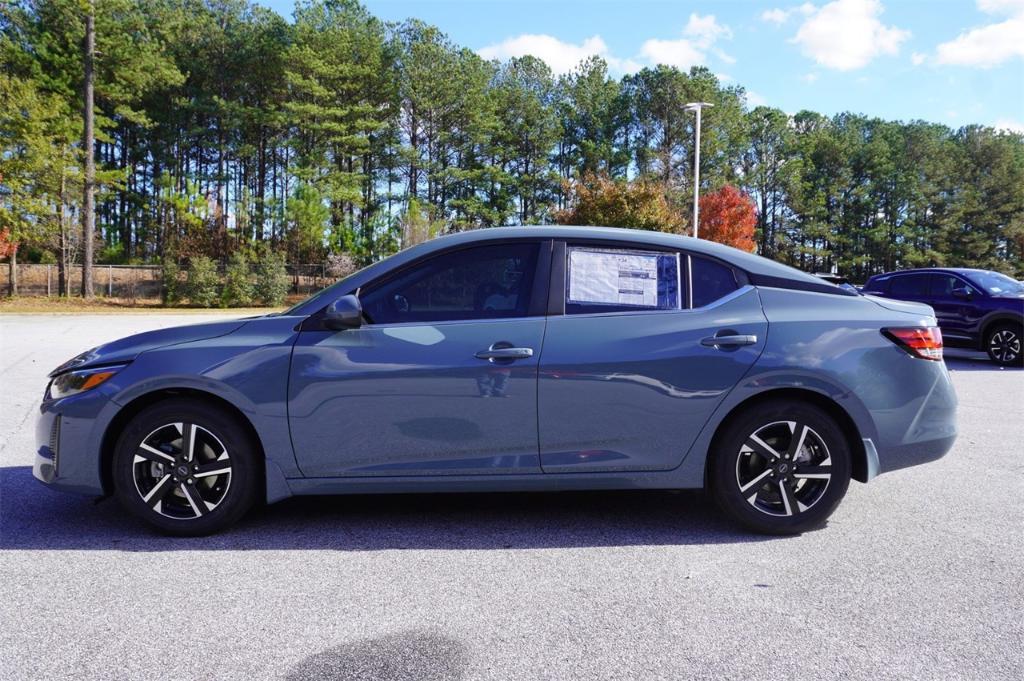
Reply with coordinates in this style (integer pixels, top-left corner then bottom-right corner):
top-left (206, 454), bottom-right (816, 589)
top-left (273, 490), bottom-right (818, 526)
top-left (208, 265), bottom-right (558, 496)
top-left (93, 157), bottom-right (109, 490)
top-left (475, 347), bottom-right (534, 361)
top-left (701, 334), bottom-right (757, 348)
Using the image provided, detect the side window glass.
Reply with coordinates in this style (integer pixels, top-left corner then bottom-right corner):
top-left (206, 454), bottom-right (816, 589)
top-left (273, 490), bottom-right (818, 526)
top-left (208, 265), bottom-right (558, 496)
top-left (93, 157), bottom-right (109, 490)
top-left (930, 274), bottom-right (961, 297)
top-left (361, 243), bottom-right (539, 324)
top-left (889, 274), bottom-right (928, 297)
top-left (565, 247), bottom-right (680, 315)
top-left (691, 256), bottom-right (739, 308)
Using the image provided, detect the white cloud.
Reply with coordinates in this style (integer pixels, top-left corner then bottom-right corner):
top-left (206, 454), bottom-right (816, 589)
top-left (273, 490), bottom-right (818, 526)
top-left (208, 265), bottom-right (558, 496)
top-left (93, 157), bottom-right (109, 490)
top-left (762, 8), bottom-right (790, 25)
top-left (978, 0), bottom-right (1024, 13)
top-left (802, 72), bottom-right (820, 83)
top-left (747, 91), bottom-right (769, 107)
top-left (478, 34), bottom-right (625, 75)
top-left (639, 13), bottom-right (733, 69)
top-left (911, 51), bottom-right (926, 65)
top-left (478, 15), bottom-right (733, 75)
top-left (762, 4), bottom-right (816, 25)
top-left (994, 118), bottom-right (1024, 133)
top-left (791, 0), bottom-right (910, 71)
top-left (934, 0), bottom-right (1024, 68)
top-left (640, 38), bottom-right (705, 70)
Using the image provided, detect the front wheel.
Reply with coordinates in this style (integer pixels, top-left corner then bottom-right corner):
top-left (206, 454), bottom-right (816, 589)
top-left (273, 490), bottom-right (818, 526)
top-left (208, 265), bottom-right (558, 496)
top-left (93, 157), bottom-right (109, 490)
top-left (986, 323), bottom-right (1023, 367)
top-left (710, 400), bottom-right (852, 535)
top-left (113, 399), bottom-right (260, 536)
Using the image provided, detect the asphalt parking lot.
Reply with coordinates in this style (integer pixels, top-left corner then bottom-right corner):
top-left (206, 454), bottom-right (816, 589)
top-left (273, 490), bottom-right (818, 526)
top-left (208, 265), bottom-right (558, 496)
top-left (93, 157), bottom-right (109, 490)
top-left (1, 314), bottom-right (1022, 680)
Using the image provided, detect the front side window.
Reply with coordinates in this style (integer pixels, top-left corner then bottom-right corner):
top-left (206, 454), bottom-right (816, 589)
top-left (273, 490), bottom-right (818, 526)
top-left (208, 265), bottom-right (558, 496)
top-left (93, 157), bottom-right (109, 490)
top-left (566, 246), bottom-right (680, 314)
top-left (930, 274), bottom-right (971, 297)
top-left (691, 256), bottom-right (739, 308)
top-left (889, 274), bottom-right (929, 298)
top-left (361, 243), bottom-right (539, 324)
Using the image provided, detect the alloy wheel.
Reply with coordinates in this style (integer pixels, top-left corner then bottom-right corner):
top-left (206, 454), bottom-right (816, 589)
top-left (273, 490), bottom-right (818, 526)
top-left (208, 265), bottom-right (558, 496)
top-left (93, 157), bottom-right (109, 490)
top-left (989, 329), bottom-right (1021, 364)
top-left (132, 422), bottom-right (233, 519)
top-left (735, 420), bottom-right (832, 517)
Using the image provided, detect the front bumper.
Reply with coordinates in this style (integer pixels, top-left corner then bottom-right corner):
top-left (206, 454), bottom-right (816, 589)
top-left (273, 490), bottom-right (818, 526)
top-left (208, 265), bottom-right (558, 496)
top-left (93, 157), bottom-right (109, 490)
top-left (33, 387), bottom-right (119, 496)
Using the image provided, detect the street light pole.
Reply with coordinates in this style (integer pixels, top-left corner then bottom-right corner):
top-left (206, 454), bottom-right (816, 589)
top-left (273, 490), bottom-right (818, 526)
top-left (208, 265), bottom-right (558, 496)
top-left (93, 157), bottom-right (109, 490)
top-left (685, 102), bottom-right (713, 238)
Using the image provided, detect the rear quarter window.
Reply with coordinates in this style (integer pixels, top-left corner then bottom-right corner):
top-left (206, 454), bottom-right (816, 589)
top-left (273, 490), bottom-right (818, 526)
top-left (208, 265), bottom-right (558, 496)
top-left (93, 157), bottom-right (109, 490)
top-left (691, 256), bottom-right (739, 308)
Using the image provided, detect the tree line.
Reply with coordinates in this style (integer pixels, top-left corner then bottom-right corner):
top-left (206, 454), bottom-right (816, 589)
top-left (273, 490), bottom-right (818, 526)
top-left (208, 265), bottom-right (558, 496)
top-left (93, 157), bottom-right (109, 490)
top-left (2, 0), bottom-right (1022, 298)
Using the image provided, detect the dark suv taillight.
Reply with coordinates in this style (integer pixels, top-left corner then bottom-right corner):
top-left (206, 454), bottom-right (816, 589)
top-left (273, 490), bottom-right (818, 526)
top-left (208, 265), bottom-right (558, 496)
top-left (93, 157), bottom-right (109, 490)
top-left (883, 327), bottom-right (944, 361)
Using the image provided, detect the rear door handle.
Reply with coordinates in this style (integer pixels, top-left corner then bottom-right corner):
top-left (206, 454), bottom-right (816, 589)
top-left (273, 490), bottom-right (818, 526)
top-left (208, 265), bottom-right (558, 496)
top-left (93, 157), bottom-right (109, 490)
top-left (701, 334), bottom-right (757, 348)
top-left (475, 347), bottom-right (534, 361)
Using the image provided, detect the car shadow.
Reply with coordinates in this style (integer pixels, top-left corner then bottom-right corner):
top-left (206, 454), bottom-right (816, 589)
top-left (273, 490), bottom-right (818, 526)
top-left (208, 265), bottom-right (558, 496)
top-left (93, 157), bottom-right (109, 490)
top-left (0, 465), bottom-right (774, 551)
top-left (944, 349), bottom-right (1022, 372)
top-left (285, 629), bottom-right (468, 681)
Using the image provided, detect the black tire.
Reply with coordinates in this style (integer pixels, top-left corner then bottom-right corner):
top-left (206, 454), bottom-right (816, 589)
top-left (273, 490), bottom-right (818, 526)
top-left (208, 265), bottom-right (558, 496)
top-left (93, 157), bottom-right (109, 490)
top-left (709, 400), bottom-right (852, 535)
top-left (985, 323), bottom-right (1023, 367)
top-left (113, 398), bottom-right (260, 536)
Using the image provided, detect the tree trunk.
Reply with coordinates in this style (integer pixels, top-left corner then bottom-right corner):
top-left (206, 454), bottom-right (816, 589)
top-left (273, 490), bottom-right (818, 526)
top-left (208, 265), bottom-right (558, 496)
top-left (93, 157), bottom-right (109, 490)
top-left (7, 245), bottom-right (16, 297)
top-left (81, 2), bottom-right (96, 298)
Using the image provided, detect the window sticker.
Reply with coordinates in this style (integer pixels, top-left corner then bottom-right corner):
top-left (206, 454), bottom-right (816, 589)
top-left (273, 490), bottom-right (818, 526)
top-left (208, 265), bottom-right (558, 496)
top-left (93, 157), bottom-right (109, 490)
top-left (568, 248), bottom-right (676, 308)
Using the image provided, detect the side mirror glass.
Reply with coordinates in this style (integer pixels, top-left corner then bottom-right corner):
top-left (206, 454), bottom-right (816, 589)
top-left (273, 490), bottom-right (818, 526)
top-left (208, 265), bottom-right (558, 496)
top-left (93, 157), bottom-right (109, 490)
top-left (324, 294), bottom-right (363, 330)
top-left (952, 287), bottom-right (971, 300)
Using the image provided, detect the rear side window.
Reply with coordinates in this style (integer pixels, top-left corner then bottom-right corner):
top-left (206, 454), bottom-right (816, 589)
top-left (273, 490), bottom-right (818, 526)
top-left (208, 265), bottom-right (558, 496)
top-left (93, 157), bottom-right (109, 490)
top-left (566, 246), bottom-right (680, 314)
top-left (361, 243), bottom-right (539, 324)
top-left (888, 274), bottom-right (929, 297)
top-left (691, 256), bottom-right (739, 308)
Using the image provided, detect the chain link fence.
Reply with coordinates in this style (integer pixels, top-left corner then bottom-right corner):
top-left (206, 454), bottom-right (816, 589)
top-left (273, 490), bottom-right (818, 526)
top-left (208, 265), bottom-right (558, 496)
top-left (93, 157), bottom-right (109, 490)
top-left (1, 263), bottom-right (344, 299)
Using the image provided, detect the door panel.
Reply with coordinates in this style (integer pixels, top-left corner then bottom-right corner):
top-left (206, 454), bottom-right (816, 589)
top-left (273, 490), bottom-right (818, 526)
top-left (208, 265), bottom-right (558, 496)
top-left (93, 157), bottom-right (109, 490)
top-left (537, 287), bottom-right (767, 472)
top-left (928, 274), bottom-right (980, 342)
top-left (289, 319), bottom-right (545, 477)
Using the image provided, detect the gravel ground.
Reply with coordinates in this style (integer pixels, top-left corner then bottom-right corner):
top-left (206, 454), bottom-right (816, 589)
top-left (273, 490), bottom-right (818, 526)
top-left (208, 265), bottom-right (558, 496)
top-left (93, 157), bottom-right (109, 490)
top-left (1, 314), bottom-right (1022, 680)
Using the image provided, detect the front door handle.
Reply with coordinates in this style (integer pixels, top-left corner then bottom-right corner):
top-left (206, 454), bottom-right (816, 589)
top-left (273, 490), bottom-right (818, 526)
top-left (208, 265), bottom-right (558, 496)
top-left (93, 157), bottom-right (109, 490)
top-left (475, 347), bottom-right (534, 361)
top-left (701, 334), bottom-right (757, 348)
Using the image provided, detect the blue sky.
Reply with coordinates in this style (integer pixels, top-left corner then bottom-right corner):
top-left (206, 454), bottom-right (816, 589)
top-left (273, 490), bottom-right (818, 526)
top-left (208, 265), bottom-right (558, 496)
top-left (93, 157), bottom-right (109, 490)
top-left (257, 0), bottom-right (1024, 131)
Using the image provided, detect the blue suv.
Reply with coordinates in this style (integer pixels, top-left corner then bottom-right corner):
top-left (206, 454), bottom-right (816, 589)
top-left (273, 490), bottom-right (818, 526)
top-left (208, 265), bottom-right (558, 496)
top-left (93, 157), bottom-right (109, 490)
top-left (862, 268), bottom-right (1024, 366)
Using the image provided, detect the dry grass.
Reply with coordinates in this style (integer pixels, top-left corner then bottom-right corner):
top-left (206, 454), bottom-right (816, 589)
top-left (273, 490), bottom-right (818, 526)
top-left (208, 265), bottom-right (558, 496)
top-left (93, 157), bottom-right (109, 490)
top-left (0, 296), bottom-right (290, 315)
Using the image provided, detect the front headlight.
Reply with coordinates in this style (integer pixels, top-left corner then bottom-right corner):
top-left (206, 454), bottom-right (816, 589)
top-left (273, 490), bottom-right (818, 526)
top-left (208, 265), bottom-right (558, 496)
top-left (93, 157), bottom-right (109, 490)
top-left (47, 364), bottom-right (126, 400)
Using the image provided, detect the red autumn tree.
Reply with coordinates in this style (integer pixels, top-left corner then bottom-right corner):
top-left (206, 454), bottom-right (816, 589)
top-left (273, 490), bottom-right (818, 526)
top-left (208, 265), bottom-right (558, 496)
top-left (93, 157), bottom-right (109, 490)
top-left (699, 185), bottom-right (757, 252)
top-left (0, 228), bottom-right (17, 260)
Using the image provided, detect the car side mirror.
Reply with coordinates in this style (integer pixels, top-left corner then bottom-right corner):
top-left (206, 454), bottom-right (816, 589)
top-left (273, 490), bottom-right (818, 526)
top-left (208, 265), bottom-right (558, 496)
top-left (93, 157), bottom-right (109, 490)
top-left (324, 294), bottom-right (363, 331)
top-left (952, 287), bottom-right (971, 300)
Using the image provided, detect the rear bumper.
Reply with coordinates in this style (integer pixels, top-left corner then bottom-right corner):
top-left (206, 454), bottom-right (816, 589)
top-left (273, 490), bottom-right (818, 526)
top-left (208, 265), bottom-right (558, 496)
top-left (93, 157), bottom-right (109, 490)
top-left (877, 435), bottom-right (958, 474)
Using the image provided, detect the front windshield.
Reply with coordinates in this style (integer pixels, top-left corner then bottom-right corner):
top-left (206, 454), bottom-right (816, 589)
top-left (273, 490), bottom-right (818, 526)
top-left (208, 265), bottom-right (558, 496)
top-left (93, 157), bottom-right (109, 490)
top-left (965, 271), bottom-right (1024, 296)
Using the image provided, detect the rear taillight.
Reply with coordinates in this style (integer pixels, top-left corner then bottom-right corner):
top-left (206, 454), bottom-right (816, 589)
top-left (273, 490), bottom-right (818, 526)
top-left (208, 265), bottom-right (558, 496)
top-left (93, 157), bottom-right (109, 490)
top-left (883, 327), bottom-right (944, 361)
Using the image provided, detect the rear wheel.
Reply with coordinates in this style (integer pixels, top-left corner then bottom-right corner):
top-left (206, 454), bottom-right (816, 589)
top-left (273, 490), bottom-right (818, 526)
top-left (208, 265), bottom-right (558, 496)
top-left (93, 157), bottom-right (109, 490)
top-left (113, 399), bottom-right (259, 536)
top-left (985, 323), bottom-right (1023, 367)
top-left (710, 400), bottom-right (852, 535)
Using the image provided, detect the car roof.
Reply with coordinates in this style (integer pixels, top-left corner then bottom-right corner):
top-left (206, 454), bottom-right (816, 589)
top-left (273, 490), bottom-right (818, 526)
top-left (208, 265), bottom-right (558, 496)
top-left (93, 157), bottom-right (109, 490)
top-left (869, 267), bottom-right (993, 279)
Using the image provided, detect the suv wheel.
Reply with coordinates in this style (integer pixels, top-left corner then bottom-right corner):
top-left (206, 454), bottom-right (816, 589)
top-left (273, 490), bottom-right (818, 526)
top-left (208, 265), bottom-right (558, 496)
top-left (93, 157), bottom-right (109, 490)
top-left (986, 323), bottom-right (1023, 367)
top-left (710, 400), bottom-right (852, 535)
top-left (113, 399), bottom-right (260, 536)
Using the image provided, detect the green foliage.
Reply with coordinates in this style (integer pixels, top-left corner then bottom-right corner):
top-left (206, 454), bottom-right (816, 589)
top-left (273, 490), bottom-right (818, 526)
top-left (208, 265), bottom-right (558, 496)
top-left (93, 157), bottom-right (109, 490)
top-left (221, 252), bottom-right (254, 307)
top-left (186, 256), bottom-right (220, 308)
top-left (161, 257), bottom-right (181, 305)
top-left (2, 0), bottom-right (1022, 283)
top-left (253, 247), bottom-right (288, 307)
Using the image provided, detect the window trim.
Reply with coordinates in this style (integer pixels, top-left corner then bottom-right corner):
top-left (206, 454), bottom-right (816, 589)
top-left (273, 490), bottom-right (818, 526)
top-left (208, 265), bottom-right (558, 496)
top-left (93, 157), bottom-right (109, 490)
top-left (301, 238), bottom-right (553, 331)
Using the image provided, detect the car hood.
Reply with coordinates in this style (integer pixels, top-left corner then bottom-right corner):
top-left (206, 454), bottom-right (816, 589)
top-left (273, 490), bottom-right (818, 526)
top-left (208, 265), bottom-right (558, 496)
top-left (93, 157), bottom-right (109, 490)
top-left (48, 319), bottom-right (249, 377)
top-left (863, 295), bottom-right (935, 318)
